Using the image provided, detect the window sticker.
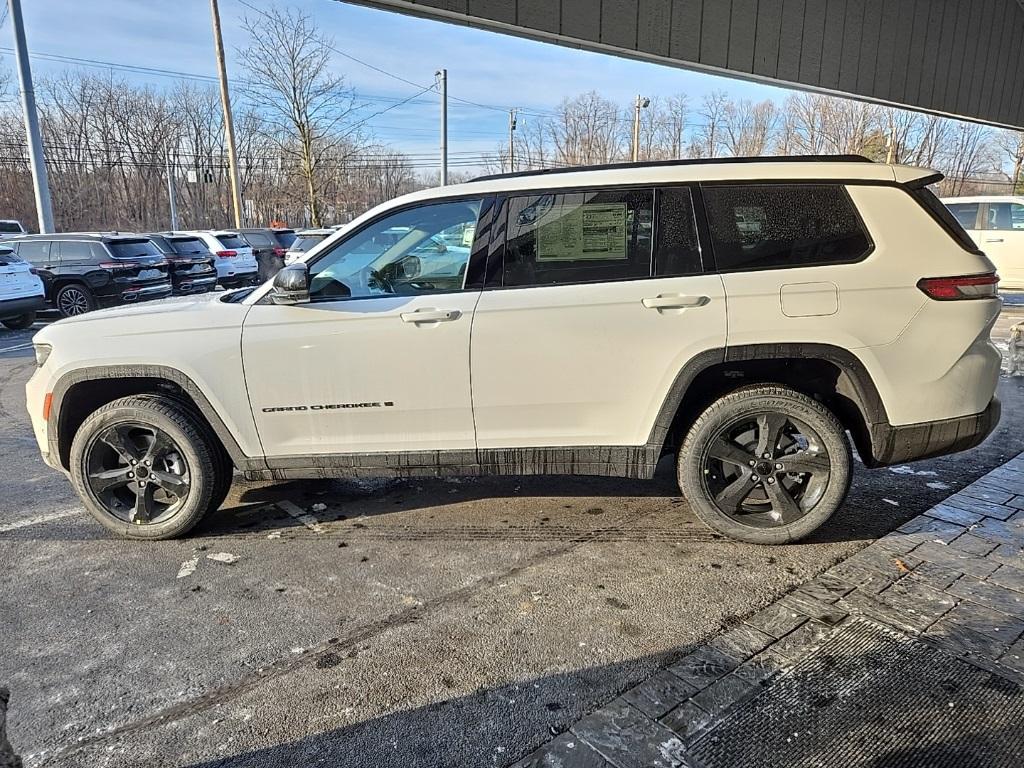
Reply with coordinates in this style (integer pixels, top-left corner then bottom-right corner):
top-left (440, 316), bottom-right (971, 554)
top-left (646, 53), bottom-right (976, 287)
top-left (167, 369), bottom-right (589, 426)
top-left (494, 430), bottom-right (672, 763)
top-left (536, 202), bottom-right (628, 261)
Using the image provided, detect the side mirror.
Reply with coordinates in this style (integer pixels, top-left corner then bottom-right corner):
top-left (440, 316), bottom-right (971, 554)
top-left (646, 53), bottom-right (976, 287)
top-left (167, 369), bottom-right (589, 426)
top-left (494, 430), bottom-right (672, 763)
top-left (270, 263), bottom-right (310, 305)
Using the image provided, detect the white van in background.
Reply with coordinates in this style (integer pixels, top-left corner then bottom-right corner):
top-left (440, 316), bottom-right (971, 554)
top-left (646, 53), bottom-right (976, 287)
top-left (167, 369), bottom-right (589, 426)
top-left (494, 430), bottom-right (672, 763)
top-left (943, 196), bottom-right (1024, 288)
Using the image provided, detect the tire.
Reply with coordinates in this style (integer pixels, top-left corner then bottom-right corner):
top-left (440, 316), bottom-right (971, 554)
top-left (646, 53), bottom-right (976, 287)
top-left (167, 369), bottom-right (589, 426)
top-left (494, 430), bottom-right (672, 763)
top-left (69, 396), bottom-right (227, 540)
top-left (678, 384), bottom-right (852, 545)
top-left (55, 283), bottom-right (96, 317)
top-left (1, 312), bottom-right (35, 330)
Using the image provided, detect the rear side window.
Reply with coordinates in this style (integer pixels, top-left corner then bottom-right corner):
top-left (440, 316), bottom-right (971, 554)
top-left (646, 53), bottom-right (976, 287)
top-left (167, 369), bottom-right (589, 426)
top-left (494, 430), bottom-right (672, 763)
top-left (15, 240), bottom-right (49, 264)
top-left (59, 241), bottom-right (93, 261)
top-left (655, 187), bottom-right (702, 276)
top-left (986, 202), bottom-right (1024, 231)
top-left (169, 237), bottom-right (209, 256)
top-left (703, 185), bottom-right (872, 271)
top-left (503, 188), bottom-right (653, 287)
top-left (216, 234), bottom-right (246, 249)
top-left (945, 202), bottom-right (980, 230)
top-left (291, 234), bottom-right (329, 252)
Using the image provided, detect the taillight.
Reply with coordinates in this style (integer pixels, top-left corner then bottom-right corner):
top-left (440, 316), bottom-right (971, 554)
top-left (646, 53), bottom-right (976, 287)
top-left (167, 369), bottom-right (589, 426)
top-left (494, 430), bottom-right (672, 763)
top-left (273, 247), bottom-right (286, 257)
top-left (917, 273), bottom-right (999, 301)
top-left (216, 250), bottom-right (237, 258)
top-left (99, 261), bottom-right (141, 270)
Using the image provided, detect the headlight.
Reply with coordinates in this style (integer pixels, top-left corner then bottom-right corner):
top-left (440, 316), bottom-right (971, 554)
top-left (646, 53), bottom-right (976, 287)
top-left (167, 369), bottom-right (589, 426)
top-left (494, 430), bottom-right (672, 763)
top-left (33, 343), bottom-right (51, 367)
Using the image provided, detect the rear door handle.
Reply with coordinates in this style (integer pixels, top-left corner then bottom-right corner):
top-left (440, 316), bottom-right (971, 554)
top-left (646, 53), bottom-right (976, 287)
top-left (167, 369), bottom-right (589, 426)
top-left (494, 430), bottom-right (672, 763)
top-left (984, 238), bottom-right (1004, 243)
top-left (400, 308), bottom-right (462, 324)
top-left (642, 294), bottom-right (710, 310)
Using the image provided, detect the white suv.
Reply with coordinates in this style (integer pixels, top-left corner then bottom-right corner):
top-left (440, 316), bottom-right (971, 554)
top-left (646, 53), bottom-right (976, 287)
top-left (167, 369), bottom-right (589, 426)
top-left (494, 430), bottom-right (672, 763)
top-left (26, 157), bottom-right (1002, 543)
top-left (0, 244), bottom-right (45, 330)
top-left (942, 196), bottom-right (1024, 289)
top-left (175, 230), bottom-right (258, 288)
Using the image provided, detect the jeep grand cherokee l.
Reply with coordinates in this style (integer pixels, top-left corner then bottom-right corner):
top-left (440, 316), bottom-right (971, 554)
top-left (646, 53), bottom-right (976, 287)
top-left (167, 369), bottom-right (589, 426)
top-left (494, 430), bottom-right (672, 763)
top-left (11, 233), bottom-right (172, 317)
top-left (26, 156), bottom-right (1001, 543)
top-left (145, 234), bottom-right (219, 296)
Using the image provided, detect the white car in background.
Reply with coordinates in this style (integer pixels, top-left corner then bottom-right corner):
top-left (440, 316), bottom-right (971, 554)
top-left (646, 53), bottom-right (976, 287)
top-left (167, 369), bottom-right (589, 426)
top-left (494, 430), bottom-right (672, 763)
top-left (0, 219), bottom-right (27, 240)
top-left (174, 230), bottom-right (258, 288)
top-left (0, 244), bottom-right (45, 330)
top-left (284, 228), bottom-right (335, 265)
top-left (942, 196), bottom-right (1024, 289)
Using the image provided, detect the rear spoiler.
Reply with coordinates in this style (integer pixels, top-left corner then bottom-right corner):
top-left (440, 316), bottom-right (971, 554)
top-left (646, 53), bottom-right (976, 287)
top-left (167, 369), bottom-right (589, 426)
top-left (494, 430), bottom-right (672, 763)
top-left (891, 165), bottom-right (943, 188)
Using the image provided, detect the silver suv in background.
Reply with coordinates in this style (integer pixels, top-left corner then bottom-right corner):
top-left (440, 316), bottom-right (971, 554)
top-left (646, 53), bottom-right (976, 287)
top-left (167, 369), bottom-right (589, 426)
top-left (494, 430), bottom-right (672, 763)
top-left (173, 231), bottom-right (258, 288)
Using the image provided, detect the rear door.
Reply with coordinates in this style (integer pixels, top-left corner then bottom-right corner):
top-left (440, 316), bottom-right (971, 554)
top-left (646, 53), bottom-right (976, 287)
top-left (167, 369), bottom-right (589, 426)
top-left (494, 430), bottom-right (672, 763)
top-left (979, 200), bottom-right (1024, 289)
top-left (470, 185), bottom-right (727, 451)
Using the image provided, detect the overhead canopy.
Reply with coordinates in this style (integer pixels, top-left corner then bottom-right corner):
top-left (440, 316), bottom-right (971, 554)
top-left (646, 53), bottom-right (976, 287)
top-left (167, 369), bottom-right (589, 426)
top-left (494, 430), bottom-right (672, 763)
top-left (343, 0), bottom-right (1024, 129)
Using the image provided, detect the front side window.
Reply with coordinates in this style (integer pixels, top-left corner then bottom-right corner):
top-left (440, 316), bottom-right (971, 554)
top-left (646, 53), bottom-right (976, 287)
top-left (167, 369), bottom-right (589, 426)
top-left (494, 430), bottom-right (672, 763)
top-left (946, 202), bottom-right (981, 230)
top-left (986, 202), bottom-right (1024, 231)
top-left (308, 199), bottom-right (482, 301)
top-left (504, 188), bottom-right (653, 287)
top-left (703, 185), bottom-right (871, 271)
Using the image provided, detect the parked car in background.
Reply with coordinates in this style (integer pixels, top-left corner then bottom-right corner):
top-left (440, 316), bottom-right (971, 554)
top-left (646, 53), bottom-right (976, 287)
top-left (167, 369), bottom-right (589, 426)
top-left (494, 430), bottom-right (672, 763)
top-left (0, 219), bottom-right (27, 240)
top-left (943, 196), bottom-right (1024, 289)
top-left (0, 244), bottom-right (45, 330)
top-left (174, 231), bottom-right (258, 288)
top-left (8, 233), bottom-right (172, 317)
top-left (238, 228), bottom-right (287, 281)
top-left (284, 228), bottom-right (334, 264)
top-left (145, 234), bottom-right (219, 295)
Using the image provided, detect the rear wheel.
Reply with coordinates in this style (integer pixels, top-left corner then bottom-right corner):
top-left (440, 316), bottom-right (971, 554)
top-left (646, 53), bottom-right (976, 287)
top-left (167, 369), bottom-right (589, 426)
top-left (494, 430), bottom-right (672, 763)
top-left (69, 396), bottom-right (225, 540)
top-left (678, 385), bottom-right (852, 544)
top-left (1, 312), bottom-right (35, 330)
top-left (55, 284), bottom-right (96, 317)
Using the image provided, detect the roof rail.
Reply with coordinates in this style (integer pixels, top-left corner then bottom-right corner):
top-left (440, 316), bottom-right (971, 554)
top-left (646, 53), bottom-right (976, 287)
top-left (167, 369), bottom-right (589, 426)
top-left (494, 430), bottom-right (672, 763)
top-left (472, 154), bottom-right (873, 182)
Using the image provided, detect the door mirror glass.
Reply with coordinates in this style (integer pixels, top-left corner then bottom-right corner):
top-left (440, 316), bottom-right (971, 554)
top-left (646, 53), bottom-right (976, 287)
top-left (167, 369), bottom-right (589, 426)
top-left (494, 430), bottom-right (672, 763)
top-left (271, 263), bottom-right (310, 305)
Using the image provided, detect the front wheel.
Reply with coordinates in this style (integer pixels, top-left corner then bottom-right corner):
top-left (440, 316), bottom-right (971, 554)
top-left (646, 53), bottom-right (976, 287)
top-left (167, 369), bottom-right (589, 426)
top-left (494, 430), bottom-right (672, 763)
top-left (69, 396), bottom-right (225, 539)
top-left (678, 385), bottom-right (852, 545)
top-left (1, 312), bottom-right (35, 330)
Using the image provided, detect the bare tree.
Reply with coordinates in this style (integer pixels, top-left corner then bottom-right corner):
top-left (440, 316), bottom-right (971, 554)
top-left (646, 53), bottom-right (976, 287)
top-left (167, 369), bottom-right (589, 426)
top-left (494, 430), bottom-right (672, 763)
top-left (237, 5), bottom-right (360, 227)
top-left (689, 91), bottom-right (730, 158)
top-left (721, 99), bottom-right (778, 156)
top-left (996, 130), bottom-right (1024, 194)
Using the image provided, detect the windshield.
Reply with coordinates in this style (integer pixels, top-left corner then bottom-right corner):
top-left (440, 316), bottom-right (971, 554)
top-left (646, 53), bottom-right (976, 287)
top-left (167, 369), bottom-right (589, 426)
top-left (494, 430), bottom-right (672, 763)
top-left (216, 234), bottom-right (247, 250)
top-left (147, 235), bottom-right (172, 254)
top-left (290, 234), bottom-right (329, 253)
top-left (109, 239), bottom-right (162, 259)
top-left (169, 237), bottom-right (210, 256)
top-left (0, 221), bottom-right (23, 233)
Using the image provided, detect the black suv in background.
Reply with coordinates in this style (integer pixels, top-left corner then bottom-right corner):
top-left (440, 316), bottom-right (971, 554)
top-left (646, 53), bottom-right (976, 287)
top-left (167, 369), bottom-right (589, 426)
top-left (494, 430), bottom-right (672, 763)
top-left (146, 234), bottom-right (218, 295)
top-left (238, 228), bottom-right (289, 281)
top-left (10, 233), bottom-right (172, 317)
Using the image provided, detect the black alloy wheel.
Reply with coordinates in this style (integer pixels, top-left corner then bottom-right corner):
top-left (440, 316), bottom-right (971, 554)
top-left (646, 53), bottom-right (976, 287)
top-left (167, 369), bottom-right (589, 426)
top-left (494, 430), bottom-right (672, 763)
top-left (56, 285), bottom-right (93, 316)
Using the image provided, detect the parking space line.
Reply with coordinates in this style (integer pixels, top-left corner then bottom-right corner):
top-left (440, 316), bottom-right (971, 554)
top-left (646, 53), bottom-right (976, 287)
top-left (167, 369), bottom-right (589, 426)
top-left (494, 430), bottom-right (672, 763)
top-left (0, 342), bottom-right (34, 354)
top-left (0, 508), bottom-right (80, 533)
top-left (276, 500), bottom-right (326, 533)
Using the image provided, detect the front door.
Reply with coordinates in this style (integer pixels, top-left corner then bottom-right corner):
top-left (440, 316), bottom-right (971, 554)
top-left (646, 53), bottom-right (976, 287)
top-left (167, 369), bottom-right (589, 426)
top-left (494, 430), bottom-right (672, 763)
top-left (242, 197), bottom-right (488, 459)
top-left (981, 200), bottom-right (1024, 289)
top-left (471, 186), bottom-right (727, 450)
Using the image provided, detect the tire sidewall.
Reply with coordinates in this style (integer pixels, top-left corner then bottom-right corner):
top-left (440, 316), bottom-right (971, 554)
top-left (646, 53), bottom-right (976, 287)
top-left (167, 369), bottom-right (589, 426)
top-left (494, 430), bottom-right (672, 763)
top-left (1, 312), bottom-right (35, 330)
top-left (679, 387), bottom-right (852, 545)
top-left (70, 401), bottom-right (216, 540)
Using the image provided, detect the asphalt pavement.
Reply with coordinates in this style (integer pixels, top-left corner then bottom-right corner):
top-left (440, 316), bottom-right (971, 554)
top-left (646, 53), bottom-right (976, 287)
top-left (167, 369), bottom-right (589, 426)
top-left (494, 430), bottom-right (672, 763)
top-left (3, 307), bottom-right (1024, 767)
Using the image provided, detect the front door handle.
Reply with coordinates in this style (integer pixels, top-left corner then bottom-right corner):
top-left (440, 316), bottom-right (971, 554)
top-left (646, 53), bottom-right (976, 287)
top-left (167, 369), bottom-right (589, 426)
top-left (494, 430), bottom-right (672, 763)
top-left (984, 238), bottom-right (1004, 243)
top-left (400, 308), bottom-right (462, 324)
top-left (642, 294), bottom-right (710, 310)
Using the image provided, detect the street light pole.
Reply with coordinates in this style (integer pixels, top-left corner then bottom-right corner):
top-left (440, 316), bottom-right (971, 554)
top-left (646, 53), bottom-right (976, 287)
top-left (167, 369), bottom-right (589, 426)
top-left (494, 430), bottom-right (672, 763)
top-left (508, 109), bottom-right (517, 173)
top-left (166, 153), bottom-right (179, 230)
top-left (209, 0), bottom-right (244, 228)
top-left (632, 95), bottom-right (650, 163)
top-left (8, 0), bottom-right (54, 233)
top-left (436, 69), bottom-right (448, 185)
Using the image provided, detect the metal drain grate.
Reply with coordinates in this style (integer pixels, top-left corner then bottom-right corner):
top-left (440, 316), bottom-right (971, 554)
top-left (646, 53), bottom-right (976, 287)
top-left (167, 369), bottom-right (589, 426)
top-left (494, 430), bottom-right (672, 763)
top-left (689, 618), bottom-right (1024, 768)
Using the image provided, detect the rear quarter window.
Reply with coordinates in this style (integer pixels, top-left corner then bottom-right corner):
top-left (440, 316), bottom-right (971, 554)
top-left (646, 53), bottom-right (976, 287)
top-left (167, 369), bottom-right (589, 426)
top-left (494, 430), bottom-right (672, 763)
top-left (703, 184), bottom-right (872, 272)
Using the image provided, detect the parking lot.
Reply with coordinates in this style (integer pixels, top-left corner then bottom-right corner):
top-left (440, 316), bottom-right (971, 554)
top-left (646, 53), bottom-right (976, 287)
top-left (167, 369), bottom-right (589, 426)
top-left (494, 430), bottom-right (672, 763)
top-left (1, 303), bottom-right (1023, 767)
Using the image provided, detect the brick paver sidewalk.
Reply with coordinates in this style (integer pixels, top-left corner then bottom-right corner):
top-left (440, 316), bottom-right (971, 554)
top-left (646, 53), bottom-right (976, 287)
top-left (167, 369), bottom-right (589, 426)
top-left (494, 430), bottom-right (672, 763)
top-left (513, 455), bottom-right (1024, 768)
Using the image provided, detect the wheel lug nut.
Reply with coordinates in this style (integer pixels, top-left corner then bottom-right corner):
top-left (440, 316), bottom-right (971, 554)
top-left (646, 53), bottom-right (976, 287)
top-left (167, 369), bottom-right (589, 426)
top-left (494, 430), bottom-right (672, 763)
top-left (767, 477), bottom-right (775, 484)
top-left (137, 481), bottom-right (145, 488)
top-left (749, 460), bottom-right (756, 467)
top-left (127, 472), bottom-right (134, 478)
top-left (130, 460), bottom-right (137, 465)
top-left (763, 453), bottom-right (771, 459)
top-left (775, 463), bottom-right (783, 470)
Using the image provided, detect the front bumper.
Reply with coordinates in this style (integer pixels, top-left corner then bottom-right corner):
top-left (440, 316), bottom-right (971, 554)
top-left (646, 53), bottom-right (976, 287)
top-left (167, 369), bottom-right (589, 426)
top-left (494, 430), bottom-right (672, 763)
top-left (867, 397), bottom-right (1001, 467)
top-left (0, 294), bottom-right (46, 320)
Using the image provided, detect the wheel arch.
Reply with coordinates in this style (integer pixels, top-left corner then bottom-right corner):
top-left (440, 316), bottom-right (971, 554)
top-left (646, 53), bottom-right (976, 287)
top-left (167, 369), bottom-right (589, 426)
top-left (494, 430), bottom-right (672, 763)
top-left (650, 344), bottom-right (888, 466)
top-left (48, 365), bottom-right (260, 472)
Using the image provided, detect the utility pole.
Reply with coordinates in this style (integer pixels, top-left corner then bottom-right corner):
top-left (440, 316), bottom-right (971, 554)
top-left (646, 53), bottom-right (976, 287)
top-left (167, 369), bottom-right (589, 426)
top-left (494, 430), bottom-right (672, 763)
top-left (436, 69), bottom-right (448, 185)
top-left (8, 0), bottom-right (54, 233)
top-left (508, 109), bottom-right (517, 173)
top-left (210, 0), bottom-right (244, 227)
top-left (632, 95), bottom-right (650, 163)
top-left (166, 153), bottom-right (179, 230)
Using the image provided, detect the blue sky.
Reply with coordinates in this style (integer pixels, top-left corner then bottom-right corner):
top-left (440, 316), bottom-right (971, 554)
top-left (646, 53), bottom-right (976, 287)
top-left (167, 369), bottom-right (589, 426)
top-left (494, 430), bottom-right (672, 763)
top-left (1, 0), bottom-right (795, 171)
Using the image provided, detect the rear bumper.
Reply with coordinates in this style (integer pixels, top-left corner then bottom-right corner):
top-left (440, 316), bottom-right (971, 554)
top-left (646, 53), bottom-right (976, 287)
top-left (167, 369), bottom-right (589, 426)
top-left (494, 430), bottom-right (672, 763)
top-left (173, 276), bottom-right (218, 294)
top-left (866, 397), bottom-right (1001, 467)
top-left (0, 294), bottom-right (46, 319)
